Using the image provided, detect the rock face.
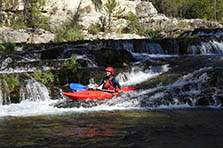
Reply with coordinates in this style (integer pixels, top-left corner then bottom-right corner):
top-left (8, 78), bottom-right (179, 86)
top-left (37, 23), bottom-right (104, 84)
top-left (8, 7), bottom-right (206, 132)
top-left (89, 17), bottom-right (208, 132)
top-left (0, 0), bottom-right (222, 43)
top-left (135, 1), bottom-right (158, 18)
top-left (0, 27), bottom-right (55, 44)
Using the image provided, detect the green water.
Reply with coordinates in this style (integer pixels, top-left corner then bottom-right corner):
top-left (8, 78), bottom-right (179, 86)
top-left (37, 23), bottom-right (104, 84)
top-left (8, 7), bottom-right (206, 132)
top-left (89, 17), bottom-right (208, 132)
top-left (0, 109), bottom-right (223, 148)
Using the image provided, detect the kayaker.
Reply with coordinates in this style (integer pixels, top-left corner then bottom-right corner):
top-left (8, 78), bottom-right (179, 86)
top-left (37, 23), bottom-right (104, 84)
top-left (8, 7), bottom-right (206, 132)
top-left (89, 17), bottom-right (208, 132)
top-left (93, 67), bottom-right (122, 92)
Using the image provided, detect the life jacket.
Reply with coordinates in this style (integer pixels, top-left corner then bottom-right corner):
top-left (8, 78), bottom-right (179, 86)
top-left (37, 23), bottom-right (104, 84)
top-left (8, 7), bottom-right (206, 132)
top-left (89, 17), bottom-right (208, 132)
top-left (103, 76), bottom-right (114, 90)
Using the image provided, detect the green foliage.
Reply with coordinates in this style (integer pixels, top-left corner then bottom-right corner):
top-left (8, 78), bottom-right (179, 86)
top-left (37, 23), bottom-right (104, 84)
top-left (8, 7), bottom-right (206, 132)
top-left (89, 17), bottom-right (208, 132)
top-left (88, 23), bottom-right (101, 35)
top-left (23, 0), bottom-right (49, 30)
top-left (0, 43), bottom-right (16, 54)
top-left (103, 0), bottom-right (125, 32)
top-left (25, 69), bottom-right (55, 84)
top-left (0, 0), bottom-right (19, 10)
top-left (0, 44), bottom-right (6, 51)
top-left (54, 1), bottom-right (84, 42)
top-left (178, 21), bottom-right (187, 28)
top-left (138, 28), bottom-right (162, 39)
top-left (0, 74), bottom-right (20, 92)
top-left (10, 14), bottom-right (26, 29)
top-left (123, 11), bottom-right (139, 34)
top-left (55, 26), bottom-right (84, 43)
top-left (65, 54), bottom-right (77, 73)
top-left (150, 0), bottom-right (223, 23)
top-left (0, 0), bottom-right (49, 30)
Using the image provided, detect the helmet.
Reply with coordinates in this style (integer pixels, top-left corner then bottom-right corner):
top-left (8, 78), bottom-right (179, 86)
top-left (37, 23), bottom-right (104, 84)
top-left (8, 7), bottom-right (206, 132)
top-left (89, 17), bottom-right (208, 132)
top-left (105, 67), bottom-right (114, 73)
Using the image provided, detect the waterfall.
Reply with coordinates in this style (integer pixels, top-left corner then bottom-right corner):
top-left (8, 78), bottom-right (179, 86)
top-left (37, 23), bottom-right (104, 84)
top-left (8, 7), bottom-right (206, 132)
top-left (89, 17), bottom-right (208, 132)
top-left (188, 40), bottom-right (223, 54)
top-left (103, 40), bottom-right (164, 54)
top-left (117, 65), bottom-right (169, 86)
top-left (20, 79), bottom-right (50, 102)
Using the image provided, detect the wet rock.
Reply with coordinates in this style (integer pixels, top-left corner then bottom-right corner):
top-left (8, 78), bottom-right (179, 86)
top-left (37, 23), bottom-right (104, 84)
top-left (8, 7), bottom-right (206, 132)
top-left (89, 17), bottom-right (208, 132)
top-left (93, 48), bottom-right (136, 67)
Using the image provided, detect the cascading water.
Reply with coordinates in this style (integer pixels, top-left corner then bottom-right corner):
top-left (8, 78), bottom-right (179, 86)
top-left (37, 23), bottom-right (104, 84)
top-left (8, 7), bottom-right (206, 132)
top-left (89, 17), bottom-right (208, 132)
top-left (188, 40), bottom-right (223, 54)
top-left (117, 65), bottom-right (169, 86)
top-left (20, 79), bottom-right (50, 102)
top-left (1, 29), bottom-right (223, 117)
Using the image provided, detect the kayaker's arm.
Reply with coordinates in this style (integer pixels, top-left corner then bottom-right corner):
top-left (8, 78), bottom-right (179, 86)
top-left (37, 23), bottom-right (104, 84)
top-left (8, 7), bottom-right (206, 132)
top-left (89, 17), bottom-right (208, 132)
top-left (113, 79), bottom-right (122, 92)
top-left (93, 79), bottom-right (104, 90)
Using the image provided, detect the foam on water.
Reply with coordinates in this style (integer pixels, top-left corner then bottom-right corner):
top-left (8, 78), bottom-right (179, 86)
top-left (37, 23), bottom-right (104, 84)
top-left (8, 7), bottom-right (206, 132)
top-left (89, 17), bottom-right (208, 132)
top-left (0, 66), bottom-right (166, 117)
top-left (116, 65), bottom-right (169, 86)
top-left (0, 64), bottom-right (221, 118)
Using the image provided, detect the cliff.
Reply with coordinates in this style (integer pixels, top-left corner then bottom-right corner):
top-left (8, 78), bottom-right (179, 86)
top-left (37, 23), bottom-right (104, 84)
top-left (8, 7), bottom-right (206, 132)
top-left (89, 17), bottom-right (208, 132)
top-left (0, 0), bottom-right (222, 43)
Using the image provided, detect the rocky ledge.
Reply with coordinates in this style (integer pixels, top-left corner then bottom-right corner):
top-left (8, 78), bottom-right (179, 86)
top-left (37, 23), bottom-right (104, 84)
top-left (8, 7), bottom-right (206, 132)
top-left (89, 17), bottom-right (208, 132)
top-left (0, 0), bottom-right (222, 43)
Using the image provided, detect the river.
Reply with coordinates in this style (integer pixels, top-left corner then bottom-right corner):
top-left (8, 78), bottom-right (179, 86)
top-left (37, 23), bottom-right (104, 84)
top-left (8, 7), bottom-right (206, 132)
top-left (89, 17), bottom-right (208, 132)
top-left (1, 31), bottom-right (223, 147)
top-left (1, 54), bottom-right (223, 147)
top-left (1, 108), bottom-right (223, 148)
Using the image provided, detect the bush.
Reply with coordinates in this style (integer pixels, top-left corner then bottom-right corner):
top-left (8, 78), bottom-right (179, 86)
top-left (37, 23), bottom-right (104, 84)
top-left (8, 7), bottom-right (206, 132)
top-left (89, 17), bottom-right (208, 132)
top-left (123, 11), bottom-right (139, 34)
top-left (25, 69), bottom-right (55, 84)
top-left (0, 43), bottom-right (16, 54)
top-left (54, 0), bottom-right (84, 42)
top-left (55, 26), bottom-right (84, 43)
top-left (138, 28), bottom-right (162, 39)
top-left (65, 54), bottom-right (77, 73)
top-left (1, 0), bottom-right (49, 30)
top-left (88, 23), bottom-right (101, 35)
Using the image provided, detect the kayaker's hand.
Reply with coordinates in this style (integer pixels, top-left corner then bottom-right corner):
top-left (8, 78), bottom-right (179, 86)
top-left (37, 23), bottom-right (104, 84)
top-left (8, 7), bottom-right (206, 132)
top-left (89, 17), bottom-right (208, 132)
top-left (118, 90), bottom-right (123, 93)
top-left (93, 85), bottom-right (98, 90)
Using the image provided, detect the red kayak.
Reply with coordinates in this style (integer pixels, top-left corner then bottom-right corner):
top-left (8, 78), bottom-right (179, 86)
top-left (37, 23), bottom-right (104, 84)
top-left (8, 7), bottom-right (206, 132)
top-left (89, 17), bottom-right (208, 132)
top-left (62, 86), bottom-right (136, 101)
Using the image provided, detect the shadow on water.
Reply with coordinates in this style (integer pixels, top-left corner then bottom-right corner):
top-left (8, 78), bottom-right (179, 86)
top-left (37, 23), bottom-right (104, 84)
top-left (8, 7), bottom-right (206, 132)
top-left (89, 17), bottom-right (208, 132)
top-left (0, 109), bottom-right (223, 148)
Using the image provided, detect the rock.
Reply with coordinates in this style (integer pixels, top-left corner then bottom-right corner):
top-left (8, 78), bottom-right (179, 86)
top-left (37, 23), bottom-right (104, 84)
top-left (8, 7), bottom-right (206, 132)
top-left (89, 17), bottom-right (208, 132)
top-left (0, 0), bottom-right (223, 43)
top-left (83, 31), bottom-right (145, 40)
top-left (135, 1), bottom-right (158, 18)
top-left (0, 27), bottom-right (29, 43)
top-left (92, 47), bottom-right (136, 67)
top-left (0, 27), bottom-right (55, 43)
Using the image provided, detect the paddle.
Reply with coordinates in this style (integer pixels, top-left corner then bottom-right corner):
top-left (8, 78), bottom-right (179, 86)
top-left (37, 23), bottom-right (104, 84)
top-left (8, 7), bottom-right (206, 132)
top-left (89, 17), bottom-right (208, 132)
top-left (69, 83), bottom-right (115, 93)
top-left (69, 83), bottom-right (88, 90)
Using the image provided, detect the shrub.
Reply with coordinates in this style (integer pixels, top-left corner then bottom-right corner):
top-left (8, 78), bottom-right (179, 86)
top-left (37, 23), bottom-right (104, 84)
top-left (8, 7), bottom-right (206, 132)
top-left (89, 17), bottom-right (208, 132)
top-left (0, 43), bottom-right (16, 54)
top-left (138, 28), bottom-right (162, 39)
top-left (55, 26), bottom-right (84, 42)
top-left (122, 11), bottom-right (139, 34)
top-left (25, 69), bottom-right (55, 84)
top-left (54, 1), bottom-right (84, 42)
top-left (88, 23), bottom-right (100, 35)
top-left (65, 54), bottom-right (77, 73)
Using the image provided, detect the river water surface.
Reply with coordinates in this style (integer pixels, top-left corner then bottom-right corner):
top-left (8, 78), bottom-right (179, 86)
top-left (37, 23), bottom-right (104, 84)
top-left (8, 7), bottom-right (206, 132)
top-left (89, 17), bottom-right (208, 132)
top-left (1, 52), bottom-right (223, 147)
top-left (1, 108), bottom-right (223, 148)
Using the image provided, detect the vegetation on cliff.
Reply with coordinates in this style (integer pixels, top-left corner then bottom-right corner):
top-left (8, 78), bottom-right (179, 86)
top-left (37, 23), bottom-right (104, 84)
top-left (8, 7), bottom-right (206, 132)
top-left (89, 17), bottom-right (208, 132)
top-left (151, 0), bottom-right (223, 23)
top-left (0, 0), bottom-right (48, 30)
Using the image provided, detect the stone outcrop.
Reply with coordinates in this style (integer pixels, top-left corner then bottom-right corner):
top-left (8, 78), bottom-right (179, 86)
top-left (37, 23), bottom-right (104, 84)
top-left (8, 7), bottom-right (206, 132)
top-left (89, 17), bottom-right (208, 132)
top-left (0, 27), bottom-right (55, 44)
top-left (0, 0), bottom-right (222, 43)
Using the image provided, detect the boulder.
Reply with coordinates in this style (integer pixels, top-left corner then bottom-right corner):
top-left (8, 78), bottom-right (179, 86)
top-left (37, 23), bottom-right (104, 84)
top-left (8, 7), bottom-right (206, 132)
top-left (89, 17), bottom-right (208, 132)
top-left (0, 27), bottom-right (55, 43)
top-left (135, 1), bottom-right (158, 18)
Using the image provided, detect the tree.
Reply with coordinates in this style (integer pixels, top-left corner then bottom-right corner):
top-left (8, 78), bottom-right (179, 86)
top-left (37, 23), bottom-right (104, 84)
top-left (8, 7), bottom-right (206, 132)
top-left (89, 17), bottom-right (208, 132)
top-left (23, 0), bottom-right (48, 30)
top-left (103, 0), bottom-right (125, 31)
top-left (150, 0), bottom-right (223, 23)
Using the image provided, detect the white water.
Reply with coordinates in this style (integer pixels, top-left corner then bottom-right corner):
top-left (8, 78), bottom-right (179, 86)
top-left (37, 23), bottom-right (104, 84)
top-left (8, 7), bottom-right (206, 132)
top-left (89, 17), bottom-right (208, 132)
top-left (117, 65), bottom-right (169, 86)
top-left (188, 40), bottom-right (223, 54)
top-left (0, 65), bottom-right (170, 117)
top-left (0, 64), bottom-right (220, 118)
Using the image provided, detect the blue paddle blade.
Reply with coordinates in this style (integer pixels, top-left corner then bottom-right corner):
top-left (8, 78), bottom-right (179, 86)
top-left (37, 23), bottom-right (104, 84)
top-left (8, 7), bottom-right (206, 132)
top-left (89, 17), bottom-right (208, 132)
top-left (69, 83), bottom-right (88, 90)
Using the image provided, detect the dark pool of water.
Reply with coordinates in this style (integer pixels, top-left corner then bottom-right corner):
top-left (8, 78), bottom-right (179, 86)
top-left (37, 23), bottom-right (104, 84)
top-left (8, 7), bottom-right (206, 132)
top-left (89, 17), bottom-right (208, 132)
top-left (0, 109), bottom-right (223, 148)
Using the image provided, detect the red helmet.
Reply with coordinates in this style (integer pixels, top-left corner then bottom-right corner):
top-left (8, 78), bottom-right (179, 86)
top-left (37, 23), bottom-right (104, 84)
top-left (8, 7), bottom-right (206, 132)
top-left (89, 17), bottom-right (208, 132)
top-left (105, 67), bottom-right (114, 73)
